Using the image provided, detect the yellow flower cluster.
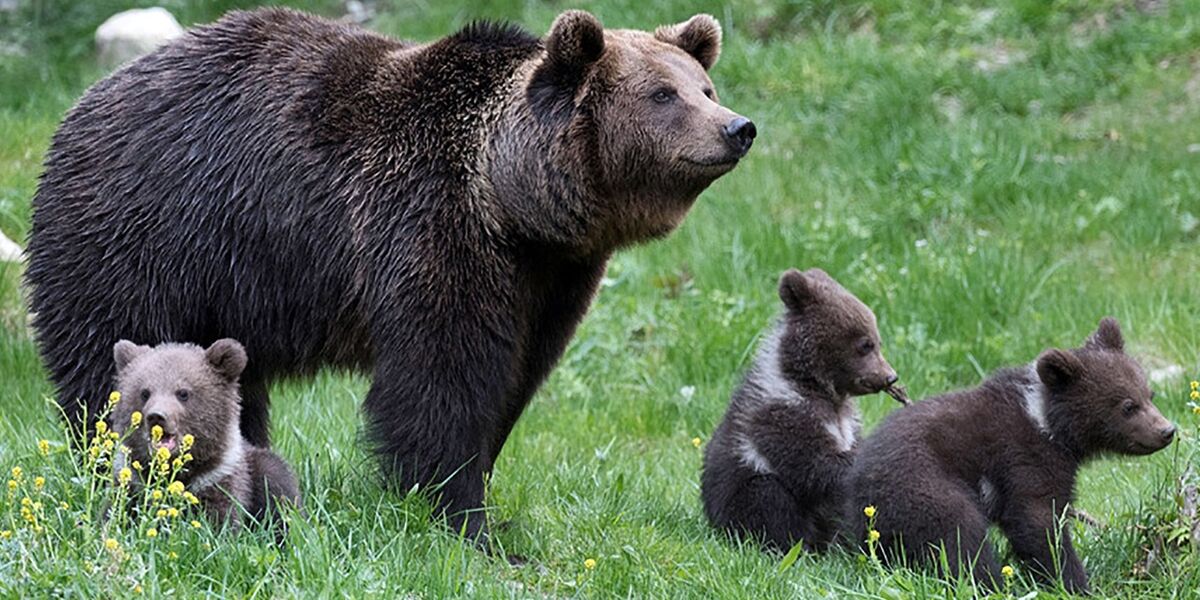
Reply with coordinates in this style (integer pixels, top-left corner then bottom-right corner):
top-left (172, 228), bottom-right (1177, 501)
top-left (584, 558), bottom-right (597, 570)
top-left (867, 529), bottom-right (881, 542)
top-left (863, 505), bottom-right (876, 519)
top-left (130, 411), bottom-right (143, 427)
top-left (1001, 565), bottom-right (1015, 579)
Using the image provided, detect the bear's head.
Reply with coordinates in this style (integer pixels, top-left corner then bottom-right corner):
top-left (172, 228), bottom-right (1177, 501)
top-left (496, 11), bottom-right (753, 252)
top-left (110, 339), bottom-right (247, 481)
top-left (776, 268), bottom-right (899, 400)
top-left (1036, 317), bottom-right (1175, 457)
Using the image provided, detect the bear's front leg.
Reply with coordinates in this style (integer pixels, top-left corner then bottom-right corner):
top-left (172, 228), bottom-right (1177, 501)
top-left (1000, 499), bottom-right (1090, 594)
top-left (363, 332), bottom-right (513, 543)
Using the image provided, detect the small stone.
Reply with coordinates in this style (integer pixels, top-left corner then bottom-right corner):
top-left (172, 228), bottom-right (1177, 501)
top-left (95, 7), bottom-right (183, 68)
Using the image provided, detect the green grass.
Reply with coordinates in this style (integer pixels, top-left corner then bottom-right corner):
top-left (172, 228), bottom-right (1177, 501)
top-left (2, 0), bottom-right (1200, 597)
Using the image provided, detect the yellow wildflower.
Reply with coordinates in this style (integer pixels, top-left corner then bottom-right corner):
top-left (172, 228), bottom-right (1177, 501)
top-left (167, 507), bottom-right (179, 518)
top-left (1191, 380), bottom-right (1198, 391)
top-left (6, 480), bottom-right (16, 491)
top-left (145, 528), bottom-right (157, 538)
top-left (37, 439), bottom-right (50, 456)
top-left (190, 520), bottom-right (202, 529)
top-left (1191, 390), bottom-right (1200, 401)
top-left (33, 476), bottom-right (45, 491)
top-left (151, 425), bottom-right (163, 442)
top-left (134, 585), bottom-right (143, 594)
top-left (183, 491), bottom-right (199, 505)
top-left (168, 551), bottom-right (178, 560)
top-left (168, 481), bottom-right (185, 496)
top-left (181, 434), bottom-right (194, 451)
top-left (863, 505), bottom-right (876, 519)
top-left (1193, 406), bottom-right (1200, 416)
top-left (10, 466), bottom-right (22, 481)
top-left (102, 439), bottom-right (115, 452)
top-left (20, 497), bottom-right (31, 507)
top-left (108, 431), bottom-right (119, 440)
top-left (156, 509), bottom-right (167, 519)
top-left (105, 538), bottom-right (120, 551)
top-left (59, 502), bottom-right (69, 510)
top-left (151, 489), bottom-right (163, 501)
top-left (155, 446), bottom-right (170, 464)
top-left (691, 437), bottom-right (702, 448)
top-left (130, 411), bottom-right (142, 427)
top-left (109, 391), bottom-right (121, 405)
top-left (95, 421), bottom-right (107, 436)
top-left (132, 460), bottom-right (143, 471)
top-left (0, 530), bottom-right (10, 539)
top-left (868, 530), bottom-right (881, 543)
top-left (584, 558), bottom-right (597, 570)
top-left (1002, 565), bottom-right (1015, 579)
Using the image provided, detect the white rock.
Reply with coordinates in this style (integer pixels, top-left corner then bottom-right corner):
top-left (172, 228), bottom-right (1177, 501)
top-left (0, 230), bottom-right (22, 262)
top-left (1148, 364), bottom-right (1184, 386)
top-left (95, 7), bottom-right (183, 67)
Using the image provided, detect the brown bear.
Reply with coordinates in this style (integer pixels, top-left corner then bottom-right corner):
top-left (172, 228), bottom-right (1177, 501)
top-left (111, 338), bottom-right (301, 532)
top-left (701, 268), bottom-right (903, 552)
top-left (846, 318), bottom-right (1175, 593)
top-left (24, 8), bottom-right (753, 540)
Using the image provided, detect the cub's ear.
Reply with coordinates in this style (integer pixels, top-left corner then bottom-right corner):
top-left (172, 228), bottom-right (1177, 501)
top-left (655, 14), bottom-right (722, 70)
top-left (113, 340), bottom-right (150, 373)
top-left (206, 339), bottom-right (247, 383)
top-left (1084, 317), bottom-right (1124, 352)
top-left (778, 268), bottom-right (818, 312)
top-left (1036, 348), bottom-right (1083, 390)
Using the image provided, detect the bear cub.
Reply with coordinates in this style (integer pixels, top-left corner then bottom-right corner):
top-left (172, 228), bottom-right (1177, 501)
top-left (111, 339), bottom-right (301, 532)
top-left (702, 268), bottom-right (904, 551)
top-left (846, 318), bottom-right (1175, 593)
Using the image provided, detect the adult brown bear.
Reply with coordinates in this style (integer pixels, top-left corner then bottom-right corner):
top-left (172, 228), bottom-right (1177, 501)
top-left (25, 8), bottom-right (754, 539)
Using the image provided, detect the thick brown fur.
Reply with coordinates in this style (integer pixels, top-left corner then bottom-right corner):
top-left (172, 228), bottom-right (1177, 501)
top-left (846, 318), bottom-right (1176, 593)
top-left (111, 339), bottom-right (301, 535)
top-left (25, 8), bottom-right (753, 540)
top-left (702, 269), bottom-right (898, 551)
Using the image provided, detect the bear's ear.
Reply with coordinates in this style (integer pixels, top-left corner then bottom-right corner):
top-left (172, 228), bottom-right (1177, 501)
top-left (1084, 317), bottom-right (1124, 352)
top-left (655, 14), bottom-right (722, 71)
top-left (113, 340), bottom-right (150, 373)
top-left (544, 10), bottom-right (605, 76)
top-left (778, 268), bottom-right (817, 312)
top-left (205, 339), bottom-right (247, 383)
top-left (1036, 348), bottom-right (1084, 390)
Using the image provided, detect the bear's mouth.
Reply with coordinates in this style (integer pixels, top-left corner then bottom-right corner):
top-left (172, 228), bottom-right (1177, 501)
top-left (681, 156), bottom-right (740, 169)
top-left (153, 431), bottom-right (178, 453)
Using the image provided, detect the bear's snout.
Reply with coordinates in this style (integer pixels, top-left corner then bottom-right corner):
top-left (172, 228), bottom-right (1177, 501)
top-left (722, 117), bottom-right (756, 157)
top-left (1158, 424), bottom-right (1176, 445)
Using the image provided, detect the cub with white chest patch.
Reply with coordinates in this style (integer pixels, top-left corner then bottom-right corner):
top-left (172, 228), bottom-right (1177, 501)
top-left (111, 339), bottom-right (301, 532)
top-left (701, 268), bottom-right (903, 551)
top-left (846, 318), bottom-right (1175, 593)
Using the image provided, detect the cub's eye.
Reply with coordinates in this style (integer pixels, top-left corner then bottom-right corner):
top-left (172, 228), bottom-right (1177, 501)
top-left (176, 390), bottom-right (190, 402)
top-left (140, 389), bottom-right (151, 402)
top-left (651, 89), bottom-right (676, 104)
top-left (1121, 399), bottom-right (1138, 417)
top-left (857, 339), bottom-right (876, 356)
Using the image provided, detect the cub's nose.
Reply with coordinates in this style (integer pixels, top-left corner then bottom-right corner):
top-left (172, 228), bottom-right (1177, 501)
top-left (1160, 425), bottom-right (1176, 444)
top-left (885, 373), bottom-right (900, 387)
top-left (146, 411), bottom-right (168, 432)
top-left (723, 117), bottom-right (757, 156)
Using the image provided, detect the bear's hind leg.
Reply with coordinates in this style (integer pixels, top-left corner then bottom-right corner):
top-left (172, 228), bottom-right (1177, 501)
top-left (719, 475), bottom-right (816, 552)
top-left (239, 375), bottom-right (272, 447)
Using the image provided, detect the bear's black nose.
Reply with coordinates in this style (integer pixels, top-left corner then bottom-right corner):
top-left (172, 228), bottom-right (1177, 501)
top-left (146, 411), bottom-right (168, 432)
top-left (885, 373), bottom-right (900, 386)
top-left (1160, 425), bottom-right (1176, 443)
top-left (723, 117), bottom-right (756, 157)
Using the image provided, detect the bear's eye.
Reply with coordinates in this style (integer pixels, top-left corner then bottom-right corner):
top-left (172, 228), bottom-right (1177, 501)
top-left (176, 389), bottom-right (190, 402)
top-left (651, 88), bottom-right (676, 105)
top-left (857, 339), bottom-right (875, 356)
top-left (1121, 399), bottom-right (1138, 417)
top-left (702, 87), bottom-right (715, 100)
top-left (140, 389), bottom-right (151, 402)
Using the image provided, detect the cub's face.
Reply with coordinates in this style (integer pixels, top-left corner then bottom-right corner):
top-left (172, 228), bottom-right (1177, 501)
top-left (1037, 318), bottom-right (1175, 456)
top-left (529, 12), bottom-right (753, 244)
top-left (110, 339), bottom-right (247, 474)
top-left (777, 268), bottom-right (899, 398)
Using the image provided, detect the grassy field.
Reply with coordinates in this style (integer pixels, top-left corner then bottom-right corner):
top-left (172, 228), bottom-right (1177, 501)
top-left (2, 0), bottom-right (1200, 597)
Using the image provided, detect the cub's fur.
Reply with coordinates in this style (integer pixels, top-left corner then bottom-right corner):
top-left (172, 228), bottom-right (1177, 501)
top-left (111, 339), bottom-right (301, 532)
top-left (702, 268), bottom-right (899, 551)
top-left (847, 318), bottom-right (1175, 593)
